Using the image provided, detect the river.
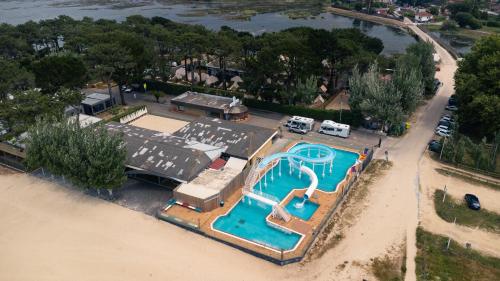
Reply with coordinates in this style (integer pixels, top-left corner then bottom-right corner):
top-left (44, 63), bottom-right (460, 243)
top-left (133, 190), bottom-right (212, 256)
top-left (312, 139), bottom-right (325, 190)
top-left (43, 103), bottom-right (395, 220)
top-left (0, 0), bottom-right (418, 55)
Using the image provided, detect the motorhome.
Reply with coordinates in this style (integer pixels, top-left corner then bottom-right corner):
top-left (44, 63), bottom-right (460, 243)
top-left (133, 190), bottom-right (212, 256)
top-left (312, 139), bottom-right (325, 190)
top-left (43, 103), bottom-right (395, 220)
top-left (318, 120), bottom-right (350, 138)
top-left (285, 116), bottom-right (315, 134)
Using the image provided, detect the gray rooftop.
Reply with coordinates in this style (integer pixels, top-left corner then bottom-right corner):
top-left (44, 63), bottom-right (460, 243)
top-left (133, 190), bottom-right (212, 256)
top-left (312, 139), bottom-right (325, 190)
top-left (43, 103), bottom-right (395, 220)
top-left (82, 93), bottom-right (111, 106)
top-left (173, 117), bottom-right (277, 160)
top-left (106, 122), bottom-right (223, 182)
top-left (170, 91), bottom-right (248, 114)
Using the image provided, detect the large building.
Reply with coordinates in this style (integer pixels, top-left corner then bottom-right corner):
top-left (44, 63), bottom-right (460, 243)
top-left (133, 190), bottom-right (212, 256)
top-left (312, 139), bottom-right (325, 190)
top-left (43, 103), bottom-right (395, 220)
top-left (106, 122), bottom-right (224, 183)
top-left (170, 91), bottom-right (248, 121)
top-left (173, 117), bottom-right (277, 163)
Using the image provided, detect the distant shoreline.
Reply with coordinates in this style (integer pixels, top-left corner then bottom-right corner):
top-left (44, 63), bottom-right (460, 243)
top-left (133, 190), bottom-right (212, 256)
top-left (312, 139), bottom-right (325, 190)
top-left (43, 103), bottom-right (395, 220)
top-left (327, 7), bottom-right (407, 29)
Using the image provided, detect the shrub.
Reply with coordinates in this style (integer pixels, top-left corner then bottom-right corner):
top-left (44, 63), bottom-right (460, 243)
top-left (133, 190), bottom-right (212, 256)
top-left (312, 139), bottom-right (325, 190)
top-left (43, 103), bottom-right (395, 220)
top-left (441, 20), bottom-right (459, 31)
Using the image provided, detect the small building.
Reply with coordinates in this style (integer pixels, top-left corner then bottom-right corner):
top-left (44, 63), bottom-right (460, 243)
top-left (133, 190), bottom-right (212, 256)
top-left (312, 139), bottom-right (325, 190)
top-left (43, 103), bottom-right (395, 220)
top-left (415, 11), bottom-right (433, 23)
top-left (81, 93), bottom-right (115, 115)
top-left (171, 91), bottom-right (249, 121)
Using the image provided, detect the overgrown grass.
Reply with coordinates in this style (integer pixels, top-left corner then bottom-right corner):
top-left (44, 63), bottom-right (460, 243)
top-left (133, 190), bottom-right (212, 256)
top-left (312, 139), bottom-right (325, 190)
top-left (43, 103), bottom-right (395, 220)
top-left (434, 189), bottom-right (500, 234)
top-left (416, 227), bottom-right (500, 281)
top-left (372, 255), bottom-right (404, 281)
top-left (435, 168), bottom-right (500, 192)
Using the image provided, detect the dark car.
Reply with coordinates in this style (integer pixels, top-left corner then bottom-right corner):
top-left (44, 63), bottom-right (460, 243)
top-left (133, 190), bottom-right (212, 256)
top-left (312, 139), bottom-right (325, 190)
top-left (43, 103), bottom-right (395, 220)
top-left (428, 140), bottom-right (442, 153)
top-left (464, 194), bottom-right (480, 210)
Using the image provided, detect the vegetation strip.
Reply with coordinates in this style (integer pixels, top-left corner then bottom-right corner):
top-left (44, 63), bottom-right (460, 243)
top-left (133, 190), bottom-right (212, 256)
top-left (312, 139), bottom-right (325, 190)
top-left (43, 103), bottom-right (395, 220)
top-left (416, 227), bottom-right (500, 281)
top-left (434, 189), bottom-right (500, 234)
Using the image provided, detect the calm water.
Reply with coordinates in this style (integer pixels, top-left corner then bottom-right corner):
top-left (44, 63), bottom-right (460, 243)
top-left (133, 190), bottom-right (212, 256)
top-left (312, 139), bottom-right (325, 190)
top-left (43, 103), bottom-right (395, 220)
top-left (430, 31), bottom-right (474, 56)
top-left (0, 0), bottom-right (418, 54)
top-left (285, 196), bottom-right (319, 221)
top-left (212, 143), bottom-right (358, 251)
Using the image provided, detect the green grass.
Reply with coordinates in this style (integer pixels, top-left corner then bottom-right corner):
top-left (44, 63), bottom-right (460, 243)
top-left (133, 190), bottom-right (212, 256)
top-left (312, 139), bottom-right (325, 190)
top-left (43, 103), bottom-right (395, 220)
top-left (416, 227), bottom-right (500, 281)
top-left (434, 189), bottom-right (500, 234)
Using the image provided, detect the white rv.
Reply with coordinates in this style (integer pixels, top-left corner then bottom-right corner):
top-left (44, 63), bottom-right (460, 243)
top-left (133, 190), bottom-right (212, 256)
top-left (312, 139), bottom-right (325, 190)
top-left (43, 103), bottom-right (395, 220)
top-left (318, 120), bottom-right (350, 138)
top-left (285, 116), bottom-right (315, 134)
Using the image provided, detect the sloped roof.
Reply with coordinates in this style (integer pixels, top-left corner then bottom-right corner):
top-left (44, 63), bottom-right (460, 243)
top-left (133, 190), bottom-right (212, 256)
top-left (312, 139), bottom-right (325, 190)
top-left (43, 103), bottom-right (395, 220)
top-left (173, 117), bottom-right (277, 160)
top-left (106, 122), bottom-right (222, 182)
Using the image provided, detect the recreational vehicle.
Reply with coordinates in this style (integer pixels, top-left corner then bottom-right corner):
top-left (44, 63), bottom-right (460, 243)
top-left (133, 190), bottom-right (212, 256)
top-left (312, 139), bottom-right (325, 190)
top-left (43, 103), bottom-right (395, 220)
top-left (286, 116), bottom-right (315, 134)
top-left (318, 120), bottom-right (350, 138)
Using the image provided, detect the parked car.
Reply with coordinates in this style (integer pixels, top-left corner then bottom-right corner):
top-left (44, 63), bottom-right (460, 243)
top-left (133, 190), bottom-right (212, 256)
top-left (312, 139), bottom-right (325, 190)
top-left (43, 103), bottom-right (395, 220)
top-left (445, 105), bottom-right (458, 111)
top-left (436, 124), bottom-right (450, 130)
top-left (436, 129), bottom-right (451, 137)
top-left (428, 140), bottom-right (442, 152)
top-left (464, 194), bottom-right (480, 210)
top-left (289, 125), bottom-right (308, 134)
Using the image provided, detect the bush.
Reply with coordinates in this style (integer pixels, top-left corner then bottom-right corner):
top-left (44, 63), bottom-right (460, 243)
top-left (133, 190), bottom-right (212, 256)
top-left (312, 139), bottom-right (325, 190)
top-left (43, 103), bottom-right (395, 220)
top-left (441, 20), bottom-right (459, 31)
top-left (109, 105), bottom-right (146, 123)
top-left (486, 20), bottom-right (500, 27)
top-left (243, 99), bottom-right (362, 126)
top-left (455, 12), bottom-right (482, 29)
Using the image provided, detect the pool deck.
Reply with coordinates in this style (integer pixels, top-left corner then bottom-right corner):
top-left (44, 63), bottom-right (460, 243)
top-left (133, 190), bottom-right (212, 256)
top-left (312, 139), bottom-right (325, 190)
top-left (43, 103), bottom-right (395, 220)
top-left (160, 140), bottom-right (365, 262)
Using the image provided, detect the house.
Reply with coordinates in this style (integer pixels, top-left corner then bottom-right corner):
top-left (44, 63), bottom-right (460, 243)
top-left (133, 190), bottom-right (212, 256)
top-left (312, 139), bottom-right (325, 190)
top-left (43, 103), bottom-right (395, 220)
top-left (415, 11), bottom-right (433, 23)
top-left (170, 91), bottom-right (249, 121)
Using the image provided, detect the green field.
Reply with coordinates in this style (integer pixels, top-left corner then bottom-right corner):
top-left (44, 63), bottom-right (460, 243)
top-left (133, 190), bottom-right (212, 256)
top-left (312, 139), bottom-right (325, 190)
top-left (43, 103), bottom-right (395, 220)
top-left (416, 227), bottom-right (500, 281)
top-left (434, 189), bottom-right (500, 234)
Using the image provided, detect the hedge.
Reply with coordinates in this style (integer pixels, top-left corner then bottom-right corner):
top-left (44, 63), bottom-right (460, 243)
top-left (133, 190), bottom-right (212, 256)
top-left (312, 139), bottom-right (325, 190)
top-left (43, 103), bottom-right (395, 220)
top-left (144, 80), bottom-right (244, 99)
top-left (243, 99), bottom-right (362, 127)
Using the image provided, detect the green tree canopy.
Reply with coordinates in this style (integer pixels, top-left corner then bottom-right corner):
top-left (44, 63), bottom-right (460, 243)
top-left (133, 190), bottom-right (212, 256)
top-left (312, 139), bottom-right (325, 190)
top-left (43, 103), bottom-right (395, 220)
top-left (32, 53), bottom-right (88, 93)
top-left (455, 35), bottom-right (500, 139)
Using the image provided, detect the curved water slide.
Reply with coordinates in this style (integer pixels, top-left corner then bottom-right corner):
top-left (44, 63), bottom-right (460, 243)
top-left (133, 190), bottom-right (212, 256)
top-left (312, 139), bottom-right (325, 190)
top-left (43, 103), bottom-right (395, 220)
top-left (243, 143), bottom-right (336, 221)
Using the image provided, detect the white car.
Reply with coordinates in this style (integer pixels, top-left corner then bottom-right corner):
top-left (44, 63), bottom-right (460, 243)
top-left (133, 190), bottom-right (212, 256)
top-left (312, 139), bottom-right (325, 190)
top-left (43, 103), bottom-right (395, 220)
top-left (436, 125), bottom-right (450, 131)
top-left (445, 105), bottom-right (458, 111)
top-left (436, 129), bottom-right (451, 137)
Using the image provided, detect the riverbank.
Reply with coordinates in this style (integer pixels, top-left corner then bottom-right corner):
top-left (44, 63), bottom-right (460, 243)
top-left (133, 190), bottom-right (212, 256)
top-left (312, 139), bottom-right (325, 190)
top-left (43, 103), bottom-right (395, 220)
top-left (327, 7), bottom-right (406, 29)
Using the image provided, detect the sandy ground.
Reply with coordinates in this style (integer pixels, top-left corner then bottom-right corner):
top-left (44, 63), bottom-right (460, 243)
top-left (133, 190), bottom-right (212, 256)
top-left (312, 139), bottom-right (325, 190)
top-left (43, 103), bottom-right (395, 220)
top-left (129, 114), bottom-right (188, 133)
top-left (419, 155), bottom-right (500, 257)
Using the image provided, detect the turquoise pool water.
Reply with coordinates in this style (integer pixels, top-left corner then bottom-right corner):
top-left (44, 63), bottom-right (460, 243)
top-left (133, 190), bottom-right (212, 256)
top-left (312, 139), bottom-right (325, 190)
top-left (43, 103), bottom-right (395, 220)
top-left (213, 143), bottom-right (359, 251)
top-left (285, 196), bottom-right (319, 221)
top-left (212, 197), bottom-right (302, 250)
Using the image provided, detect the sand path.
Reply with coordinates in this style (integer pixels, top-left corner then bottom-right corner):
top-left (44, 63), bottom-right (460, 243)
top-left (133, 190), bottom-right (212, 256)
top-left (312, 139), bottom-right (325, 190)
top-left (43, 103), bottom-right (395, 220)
top-left (419, 155), bottom-right (500, 258)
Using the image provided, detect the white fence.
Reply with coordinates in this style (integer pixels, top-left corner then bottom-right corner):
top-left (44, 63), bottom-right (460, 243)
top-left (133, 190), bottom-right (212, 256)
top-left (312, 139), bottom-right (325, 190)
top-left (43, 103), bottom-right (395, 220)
top-left (120, 107), bottom-right (148, 124)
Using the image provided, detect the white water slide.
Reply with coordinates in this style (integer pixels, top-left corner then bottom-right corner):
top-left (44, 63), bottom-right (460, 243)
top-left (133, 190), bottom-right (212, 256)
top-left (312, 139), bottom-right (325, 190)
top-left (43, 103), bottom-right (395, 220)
top-left (243, 143), bottom-right (335, 221)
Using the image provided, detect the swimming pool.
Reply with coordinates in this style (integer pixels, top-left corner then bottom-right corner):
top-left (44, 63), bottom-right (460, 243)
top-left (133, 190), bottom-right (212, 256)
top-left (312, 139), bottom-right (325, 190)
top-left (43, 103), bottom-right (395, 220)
top-left (212, 143), bottom-right (359, 251)
top-left (285, 196), bottom-right (319, 221)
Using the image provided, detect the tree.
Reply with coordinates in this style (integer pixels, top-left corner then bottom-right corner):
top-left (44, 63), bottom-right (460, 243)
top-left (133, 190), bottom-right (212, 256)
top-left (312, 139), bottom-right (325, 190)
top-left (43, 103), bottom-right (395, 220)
top-left (25, 117), bottom-right (127, 193)
top-left (283, 75), bottom-right (318, 105)
top-left (406, 42), bottom-right (435, 96)
top-left (32, 53), bottom-right (87, 93)
top-left (349, 63), bottom-right (405, 131)
top-left (455, 12), bottom-right (482, 29)
top-left (0, 88), bottom-right (83, 137)
top-left (440, 20), bottom-right (459, 31)
top-left (151, 90), bottom-right (165, 103)
top-left (454, 35), bottom-right (500, 139)
top-left (0, 58), bottom-right (34, 100)
top-left (392, 54), bottom-right (424, 114)
top-left (87, 42), bottom-right (134, 104)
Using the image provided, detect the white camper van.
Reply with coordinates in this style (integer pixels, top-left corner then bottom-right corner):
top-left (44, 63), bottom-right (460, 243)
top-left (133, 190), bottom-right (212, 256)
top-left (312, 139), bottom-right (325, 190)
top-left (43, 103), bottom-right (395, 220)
top-left (318, 120), bottom-right (350, 138)
top-left (286, 116), bottom-right (315, 134)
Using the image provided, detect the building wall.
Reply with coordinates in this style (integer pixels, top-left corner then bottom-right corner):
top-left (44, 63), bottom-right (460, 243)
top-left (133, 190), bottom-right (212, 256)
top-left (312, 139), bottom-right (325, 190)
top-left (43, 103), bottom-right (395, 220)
top-left (248, 136), bottom-right (274, 165)
top-left (172, 104), bottom-right (222, 118)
